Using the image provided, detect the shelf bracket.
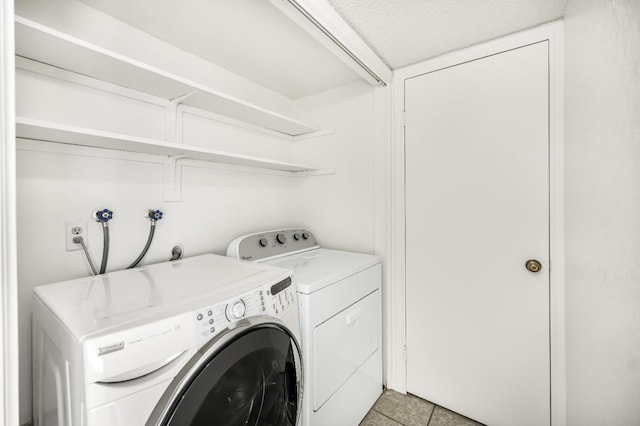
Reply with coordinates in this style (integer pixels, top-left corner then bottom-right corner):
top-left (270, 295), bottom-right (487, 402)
top-left (162, 154), bottom-right (191, 202)
top-left (164, 91), bottom-right (199, 143)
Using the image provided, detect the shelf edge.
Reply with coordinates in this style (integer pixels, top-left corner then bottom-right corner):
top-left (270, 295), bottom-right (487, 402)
top-left (15, 117), bottom-right (321, 173)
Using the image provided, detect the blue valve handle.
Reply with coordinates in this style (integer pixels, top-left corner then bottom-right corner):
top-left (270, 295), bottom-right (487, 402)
top-left (148, 209), bottom-right (163, 221)
top-left (95, 209), bottom-right (113, 223)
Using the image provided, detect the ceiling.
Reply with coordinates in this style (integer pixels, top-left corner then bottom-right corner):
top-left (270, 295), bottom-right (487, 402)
top-left (79, 0), bottom-right (568, 98)
top-left (79, 0), bottom-right (361, 99)
top-left (326, 0), bottom-right (568, 68)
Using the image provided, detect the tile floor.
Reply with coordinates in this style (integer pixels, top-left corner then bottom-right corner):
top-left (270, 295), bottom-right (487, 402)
top-left (360, 390), bottom-right (484, 426)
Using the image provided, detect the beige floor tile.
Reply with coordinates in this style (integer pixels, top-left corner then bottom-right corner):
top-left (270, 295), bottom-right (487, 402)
top-left (428, 406), bottom-right (483, 426)
top-left (360, 410), bottom-right (404, 426)
top-left (372, 389), bottom-right (435, 426)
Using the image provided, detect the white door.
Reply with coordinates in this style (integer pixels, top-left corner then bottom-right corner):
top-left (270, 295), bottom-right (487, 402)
top-left (405, 42), bottom-right (550, 426)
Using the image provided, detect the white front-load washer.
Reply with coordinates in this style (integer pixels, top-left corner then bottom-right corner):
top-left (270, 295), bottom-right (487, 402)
top-left (32, 253), bottom-right (303, 426)
top-left (227, 229), bottom-right (383, 426)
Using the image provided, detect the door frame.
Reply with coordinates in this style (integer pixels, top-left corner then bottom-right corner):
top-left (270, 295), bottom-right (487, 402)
top-left (386, 21), bottom-right (565, 426)
top-left (1, 0), bottom-right (19, 424)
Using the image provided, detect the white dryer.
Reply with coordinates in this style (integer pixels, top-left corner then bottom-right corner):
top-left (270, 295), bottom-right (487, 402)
top-left (228, 229), bottom-right (383, 426)
top-left (32, 254), bottom-right (303, 426)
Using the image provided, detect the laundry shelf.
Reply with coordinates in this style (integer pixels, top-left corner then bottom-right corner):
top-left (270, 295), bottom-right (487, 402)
top-left (15, 16), bottom-right (319, 137)
top-left (16, 118), bottom-right (321, 173)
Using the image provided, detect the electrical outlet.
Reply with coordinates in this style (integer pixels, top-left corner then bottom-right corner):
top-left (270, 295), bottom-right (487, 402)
top-left (66, 220), bottom-right (88, 251)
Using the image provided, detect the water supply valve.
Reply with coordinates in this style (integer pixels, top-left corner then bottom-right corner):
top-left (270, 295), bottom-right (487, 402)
top-left (95, 208), bottom-right (113, 223)
top-left (148, 209), bottom-right (164, 222)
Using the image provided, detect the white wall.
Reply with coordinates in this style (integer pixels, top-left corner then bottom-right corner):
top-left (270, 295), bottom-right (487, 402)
top-left (292, 82), bottom-right (380, 254)
top-left (16, 67), bottom-right (378, 423)
top-left (564, 1), bottom-right (640, 424)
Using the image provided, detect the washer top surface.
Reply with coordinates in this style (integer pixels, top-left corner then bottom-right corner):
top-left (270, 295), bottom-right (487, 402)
top-left (34, 254), bottom-right (291, 340)
top-left (263, 248), bottom-right (380, 294)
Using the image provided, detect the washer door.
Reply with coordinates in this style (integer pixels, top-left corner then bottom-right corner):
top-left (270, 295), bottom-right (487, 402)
top-left (147, 318), bottom-right (303, 426)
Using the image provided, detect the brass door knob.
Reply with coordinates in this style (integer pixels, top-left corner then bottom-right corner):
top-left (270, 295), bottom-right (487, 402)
top-left (525, 259), bottom-right (542, 273)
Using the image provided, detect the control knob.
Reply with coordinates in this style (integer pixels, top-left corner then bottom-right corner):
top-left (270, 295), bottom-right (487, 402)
top-left (293, 233), bottom-right (301, 241)
top-left (259, 238), bottom-right (268, 247)
top-left (276, 233), bottom-right (287, 244)
top-left (302, 232), bottom-right (310, 240)
top-left (228, 301), bottom-right (246, 319)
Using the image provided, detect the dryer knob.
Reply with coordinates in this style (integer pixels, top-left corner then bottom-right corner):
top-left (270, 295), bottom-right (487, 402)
top-left (259, 238), bottom-right (268, 247)
top-left (276, 233), bottom-right (287, 244)
top-left (229, 301), bottom-right (246, 319)
top-left (302, 232), bottom-right (310, 240)
top-left (293, 233), bottom-right (301, 241)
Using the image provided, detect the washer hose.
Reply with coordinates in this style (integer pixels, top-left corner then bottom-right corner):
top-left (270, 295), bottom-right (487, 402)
top-left (99, 223), bottom-right (109, 274)
top-left (74, 236), bottom-right (98, 275)
top-left (170, 245), bottom-right (183, 261)
top-left (127, 221), bottom-right (156, 269)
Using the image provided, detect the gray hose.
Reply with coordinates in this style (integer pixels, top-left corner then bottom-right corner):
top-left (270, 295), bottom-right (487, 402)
top-left (170, 245), bottom-right (183, 261)
top-left (99, 223), bottom-right (109, 274)
top-left (127, 222), bottom-right (156, 269)
top-left (73, 236), bottom-right (98, 275)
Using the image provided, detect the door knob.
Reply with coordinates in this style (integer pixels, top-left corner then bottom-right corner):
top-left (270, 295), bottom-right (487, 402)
top-left (525, 259), bottom-right (542, 273)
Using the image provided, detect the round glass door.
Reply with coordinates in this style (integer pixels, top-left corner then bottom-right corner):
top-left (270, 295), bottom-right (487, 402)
top-left (152, 322), bottom-right (301, 426)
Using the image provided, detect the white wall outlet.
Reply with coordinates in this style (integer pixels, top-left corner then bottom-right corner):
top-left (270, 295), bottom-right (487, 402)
top-left (66, 220), bottom-right (88, 251)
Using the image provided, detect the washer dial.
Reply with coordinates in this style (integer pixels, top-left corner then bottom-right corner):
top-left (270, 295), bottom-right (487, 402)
top-left (228, 300), bottom-right (246, 319)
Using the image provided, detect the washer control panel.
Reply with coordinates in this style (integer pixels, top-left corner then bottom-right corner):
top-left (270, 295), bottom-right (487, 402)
top-left (227, 228), bottom-right (319, 262)
top-left (193, 276), bottom-right (296, 347)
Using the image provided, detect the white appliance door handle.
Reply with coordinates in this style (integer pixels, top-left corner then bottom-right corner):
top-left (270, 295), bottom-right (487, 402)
top-left (97, 350), bottom-right (187, 384)
top-left (346, 307), bottom-right (361, 326)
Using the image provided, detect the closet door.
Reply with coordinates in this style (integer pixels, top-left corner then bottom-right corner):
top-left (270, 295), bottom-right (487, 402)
top-left (405, 42), bottom-right (550, 426)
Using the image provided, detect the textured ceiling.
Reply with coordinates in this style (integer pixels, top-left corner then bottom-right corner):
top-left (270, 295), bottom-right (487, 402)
top-left (327, 0), bottom-right (568, 68)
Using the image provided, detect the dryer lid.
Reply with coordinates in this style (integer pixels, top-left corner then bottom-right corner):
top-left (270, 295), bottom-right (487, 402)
top-left (264, 248), bottom-right (380, 294)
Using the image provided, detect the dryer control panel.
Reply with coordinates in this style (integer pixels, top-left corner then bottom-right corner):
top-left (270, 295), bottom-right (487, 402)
top-left (227, 228), bottom-right (319, 262)
top-left (193, 276), bottom-right (296, 347)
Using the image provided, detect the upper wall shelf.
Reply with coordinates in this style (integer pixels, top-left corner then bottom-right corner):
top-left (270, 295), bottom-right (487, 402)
top-left (14, 16), bottom-right (319, 137)
top-left (16, 117), bottom-right (320, 173)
